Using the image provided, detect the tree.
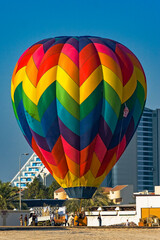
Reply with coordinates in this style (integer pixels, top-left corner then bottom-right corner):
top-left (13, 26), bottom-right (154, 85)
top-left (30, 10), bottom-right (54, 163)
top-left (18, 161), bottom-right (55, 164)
top-left (0, 181), bottom-right (19, 210)
top-left (23, 178), bottom-right (48, 199)
top-left (64, 187), bottom-right (112, 213)
top-left (64, 199), bottom-right (80, 213)
top-left (47, 181), bottom-right (60, 199)
top-left (81, 187), bottom-right (113, 210)
top-left (23, 178), bottom-right (61, 199)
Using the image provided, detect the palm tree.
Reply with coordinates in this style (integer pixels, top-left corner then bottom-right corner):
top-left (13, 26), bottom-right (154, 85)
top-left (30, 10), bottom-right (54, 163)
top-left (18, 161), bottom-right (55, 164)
top-left (64, 199), bottom-right (80, 213)
top-left (0, 181), bottom-right (19, 210)
top-left (64, 187), bottom-right (112, 213)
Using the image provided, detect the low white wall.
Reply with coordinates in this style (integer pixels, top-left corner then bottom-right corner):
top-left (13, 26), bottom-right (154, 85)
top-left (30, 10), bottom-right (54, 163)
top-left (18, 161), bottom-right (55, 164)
top-left (0, 210), bottom-right (30, 226)
top-left (86, 211), bottom-right (138, 226)
top-left (87, 214), bottom-right (138, 226)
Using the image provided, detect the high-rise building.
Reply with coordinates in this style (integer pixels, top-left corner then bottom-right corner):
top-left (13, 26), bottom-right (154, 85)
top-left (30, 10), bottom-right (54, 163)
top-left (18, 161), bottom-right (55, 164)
top-left (137, 108), bottom-right (154, 192)
top-left (11, 154), bottom-right (52, 188)
top-left (104, 107), bottom-right (160, 192)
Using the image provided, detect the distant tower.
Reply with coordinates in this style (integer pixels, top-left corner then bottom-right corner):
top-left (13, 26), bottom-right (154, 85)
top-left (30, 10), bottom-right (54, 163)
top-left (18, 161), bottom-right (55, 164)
top-left (136, 108), bottom-right (154, 192)
top-left (103, 107), bottom-right (160, 192)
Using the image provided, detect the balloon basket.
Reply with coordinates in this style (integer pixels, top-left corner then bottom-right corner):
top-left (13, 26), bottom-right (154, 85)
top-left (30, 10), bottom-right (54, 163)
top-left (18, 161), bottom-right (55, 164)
top-left (64, 187), bottom-right (97, 199)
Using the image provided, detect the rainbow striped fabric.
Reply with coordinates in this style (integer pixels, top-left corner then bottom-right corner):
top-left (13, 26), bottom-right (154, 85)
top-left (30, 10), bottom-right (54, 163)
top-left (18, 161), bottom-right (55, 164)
top-left (11, 36), bottom-right (147, 198)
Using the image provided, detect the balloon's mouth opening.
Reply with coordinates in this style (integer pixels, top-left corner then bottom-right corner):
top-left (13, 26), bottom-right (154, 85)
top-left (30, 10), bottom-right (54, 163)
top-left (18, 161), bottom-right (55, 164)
top-left (64, 187), bottom-right (97, 199)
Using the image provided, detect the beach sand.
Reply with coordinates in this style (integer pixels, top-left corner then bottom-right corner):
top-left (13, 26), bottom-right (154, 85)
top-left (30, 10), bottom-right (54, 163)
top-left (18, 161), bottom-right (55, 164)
top-left (0, 227), bottom-right (160, 240)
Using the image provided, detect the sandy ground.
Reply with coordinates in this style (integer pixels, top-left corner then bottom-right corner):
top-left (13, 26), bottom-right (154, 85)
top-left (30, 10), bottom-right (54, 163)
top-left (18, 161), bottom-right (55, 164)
top-left (0, 228), bottom-right (160, 240)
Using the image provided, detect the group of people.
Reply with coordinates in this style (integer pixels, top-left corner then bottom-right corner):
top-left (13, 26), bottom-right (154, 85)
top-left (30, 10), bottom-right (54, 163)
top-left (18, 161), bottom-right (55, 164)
top-left (66, 212), bottom-right (102, 227)
top-left (67, 212), bottom-right (87, 226)
top-left (20, 212), bottom-right (38, 226)
top-left (50, 212), bottom-right (84, 226)
top-left (19, 210), bottom-right (130, 227)
top-left (19, 214), bottom-right (28, 226)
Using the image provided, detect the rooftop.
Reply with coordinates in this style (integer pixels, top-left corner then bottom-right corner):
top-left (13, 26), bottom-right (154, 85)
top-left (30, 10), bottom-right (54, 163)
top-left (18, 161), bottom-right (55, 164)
top-left (102, 187), bottom-right (112, 193)
top-left (110, 185), bottom-right (127, 192)
top-left (54, 187), bottom-right (65, 193)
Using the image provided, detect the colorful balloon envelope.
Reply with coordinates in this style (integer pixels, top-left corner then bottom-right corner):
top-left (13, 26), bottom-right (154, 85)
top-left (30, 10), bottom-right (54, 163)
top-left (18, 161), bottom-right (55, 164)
top-left (11, 36), bottom-right (147, 198)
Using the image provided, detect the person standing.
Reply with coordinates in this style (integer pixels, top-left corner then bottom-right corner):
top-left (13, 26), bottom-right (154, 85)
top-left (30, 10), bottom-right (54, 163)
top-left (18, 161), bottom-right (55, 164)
top-left (68, 215), bottom-right (74, 226)
top-left (35, 214), bottom-right (38, 226)
top-left (98, 213), bottom-right (102, 226)
top-left (32, 213), bottom-right (36, 226)
top-left (74, 213), bottom-right (79, 226)
top-left (65, 213), bottom-right (68, 226)
top-left (20, 214), bottom-right (23, 226)
top-left (50, 212), bottom-right (55, 226)
top-left (126, 219), bottom-right (129, 227)
top-left (24, 214), bottom-right (28, 226)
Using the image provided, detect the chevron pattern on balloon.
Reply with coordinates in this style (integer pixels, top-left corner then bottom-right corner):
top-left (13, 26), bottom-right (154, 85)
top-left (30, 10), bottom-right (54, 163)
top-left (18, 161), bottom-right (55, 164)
top-left (11, 36), bottom-right (147, 198)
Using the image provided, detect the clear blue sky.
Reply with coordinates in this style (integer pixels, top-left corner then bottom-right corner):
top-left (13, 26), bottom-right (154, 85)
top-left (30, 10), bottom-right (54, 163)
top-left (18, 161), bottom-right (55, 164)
top-left (0, 0), bottom-right (160, 181)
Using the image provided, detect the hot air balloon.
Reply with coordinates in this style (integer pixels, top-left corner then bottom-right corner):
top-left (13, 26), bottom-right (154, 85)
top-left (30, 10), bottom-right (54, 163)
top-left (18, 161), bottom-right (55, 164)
top-left (11, 36), bottom-right (147, 198)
